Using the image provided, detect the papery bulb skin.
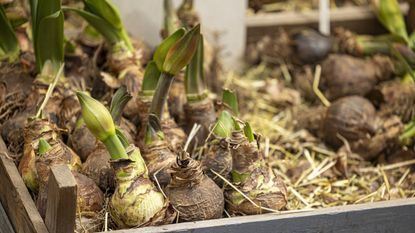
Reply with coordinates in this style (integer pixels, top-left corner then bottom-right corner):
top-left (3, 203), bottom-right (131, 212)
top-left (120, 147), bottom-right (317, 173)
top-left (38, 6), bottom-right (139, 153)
top-left (109, 146), bottom-right (175, 228)
top-left (166, 153), bottom-right (224, 222)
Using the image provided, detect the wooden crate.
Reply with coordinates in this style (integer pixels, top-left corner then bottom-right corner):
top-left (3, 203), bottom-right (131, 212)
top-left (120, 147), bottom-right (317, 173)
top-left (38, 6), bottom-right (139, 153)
top-left (246, 3), bottom-right (410, 44)
top-left (2, 5), bottom-right (415, 233)
top-left (1, 135), bottom-right (415, 233)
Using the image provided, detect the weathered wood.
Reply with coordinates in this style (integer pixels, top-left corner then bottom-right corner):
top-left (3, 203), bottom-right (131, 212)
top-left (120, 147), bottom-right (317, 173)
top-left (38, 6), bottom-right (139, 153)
top-left (0, 137), bottom-right (49, 233)
top-left (45, 165), bottom-right (77, 233)
top-left (0, 201), bottom-right (15, 233)
top-left (111, 198), bottom-right (415, 233)
top-left (246, 3), bottom-right (410, 43)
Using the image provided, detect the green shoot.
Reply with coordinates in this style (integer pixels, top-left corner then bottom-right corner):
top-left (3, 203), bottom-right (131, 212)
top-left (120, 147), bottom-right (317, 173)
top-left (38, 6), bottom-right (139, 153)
top-left (38, 139), bottom-right (51, 155)
top-left (399, 120), bottom-right (415, 145)
top-left (373, 0), bottom-right (410, 46)
top-left (153, 28), bottom-right (185, 72)
top-left (222, 89), bottom-right (239, 116)
top-left (150, 25), bottom-right (200, 119)
top-left (144, 114), bottom-right (165, 145)
top-left (115, 128), bottom-right (130, 148)
top-left (110, 86), bottom-right (132, 124)
top-left (232, 117), bottom-right (241, 131)
top-left (391, 45), bottom-right (415, 81)
top-left (0, 4), bottom-right (19, 61)
top-left (141, 61), bottom-right (161, 96)
top-left (163, 24), bottom-right (200, 75)
top-left (145, 25), bottom-right (200, 144)
top-left (30, 0), bottom-right (64, 80)
top-left (243, 122), bottom-right (255, 143)
top-left (64, 0), bottom-right (133, 51)
top-left (185, 33), bottom-right (207, 102)
top-left (213, 111), bottom-right (234, 138)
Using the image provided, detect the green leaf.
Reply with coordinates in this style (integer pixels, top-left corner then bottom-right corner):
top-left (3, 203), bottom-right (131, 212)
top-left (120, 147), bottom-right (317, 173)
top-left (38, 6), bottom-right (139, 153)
top-left (83, 0), bottom-right (132, 50)
top-left (399, 120), bottom-right (415, 145)
top-left (0, 5), bottom-right (19, 61)
top-left (144, 114), bottom-right (165, 145)
top-left (38, 139), bottom-right (51, 155)
top-left (222, 89), bottom-right (239, 116)
top-left (110, 86), bottom-right (132, 124)
top-left (231, 170), bottom-right (249, 183)
top-left (31, 0), bottom-right (64, 73)
top-left (142, 61), bottom-right (161, 93)
top-left (213, 111), bottom-right (234, 138)
top-left (153, 28), bottom-right (185, 71)
top-left (163, 24), bottom-right (200, 75)
top-left (243, 122), bottom-right (255, 143)
top-left (84, 0), bottom-right (122, 30)
top-left (185, 33), bottom-right (206, 99)
top-left (390, 44), bottom-right (415, 80)
top-left (115, 127), bottom-right (129, 148)
top-left (63, 7), bottom-right (120, 45)
top-left (232, 117), bottom-right (241, 131)
top-left (37, 10), bottom-right (64, 72)
top-left (64, 0), bottom-right (132, 50)
top-left (373, 0), bottom-right (408, 43)
top-left (30, 0), bottom-right (38, 31)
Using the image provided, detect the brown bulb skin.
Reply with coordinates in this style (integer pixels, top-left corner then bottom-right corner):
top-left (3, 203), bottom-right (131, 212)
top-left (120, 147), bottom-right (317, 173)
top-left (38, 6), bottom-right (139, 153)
top-left (201, 138), bottom-right (232, 187)
top-left (82, 143), bottom-right (115, 191)
top-left (183, 98), bottom-right (217, 147)
top-left (142, 141), bottom-right (176, 187)
top-left (322, 96), bottom-right (378, 148)
top-left (321, 55), bottom-right (394, 100)
top-left (166, 176), bottom-right (224, 222)
top-left (69, 124), bottom-right (97, 162)
top-left (73, 172), bottom-right (105, 214)
top-left (166, 157), bottom-right (224, 222)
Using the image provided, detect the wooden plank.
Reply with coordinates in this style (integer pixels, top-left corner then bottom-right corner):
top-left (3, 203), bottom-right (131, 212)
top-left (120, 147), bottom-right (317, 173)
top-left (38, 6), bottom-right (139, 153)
top-left (111, 198), bottom-right (415, 233)
top-left (246, 3), bottom-right (409, 43)
top-left (45, 165), bottom-right (77, 233)
top-left (246, 4), bottom-right (409, 28)
top-left (0, 201), bottom-right (15, 233)
top-left (0, 137), bottom-right (49, 233)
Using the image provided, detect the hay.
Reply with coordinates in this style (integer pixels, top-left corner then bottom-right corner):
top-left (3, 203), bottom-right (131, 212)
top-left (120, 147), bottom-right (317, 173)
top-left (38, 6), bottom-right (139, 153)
top-left (226, 66), bottom-right (415, 211)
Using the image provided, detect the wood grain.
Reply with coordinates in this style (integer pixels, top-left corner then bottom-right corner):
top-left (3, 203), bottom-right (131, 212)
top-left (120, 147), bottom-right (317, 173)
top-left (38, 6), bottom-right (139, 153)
top-left (0, 201), bottom-right (15, 233)
top-left (45, 165), bottom-right (77, 233)
top-left (111, 198), bottom-right (415, 233)
top-left (0, 137), bottom-right (49, 233)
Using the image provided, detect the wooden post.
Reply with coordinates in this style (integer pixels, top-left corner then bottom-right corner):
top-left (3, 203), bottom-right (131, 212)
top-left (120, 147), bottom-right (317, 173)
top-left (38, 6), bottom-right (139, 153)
top-left (319, 0), bottom-right (330, 35)
top-left (44, 165), bottom-right (77, 233)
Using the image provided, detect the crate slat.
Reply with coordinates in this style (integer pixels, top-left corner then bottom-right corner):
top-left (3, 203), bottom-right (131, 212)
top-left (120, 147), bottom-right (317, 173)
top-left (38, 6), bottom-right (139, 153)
top-left (0, 138), bottom-right (49, 233)
top-left (111, 198), bottom-right (415, 233)
top-left (45, 165), bottom-right (77, 233)
top-left (246, 3), bottom-right (409, 43)
top-left (0, 201), bottom-right (15, 233)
